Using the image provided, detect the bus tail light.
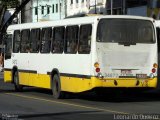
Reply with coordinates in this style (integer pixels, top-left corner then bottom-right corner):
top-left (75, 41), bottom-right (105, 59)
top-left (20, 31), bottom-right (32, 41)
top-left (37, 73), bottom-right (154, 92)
top-left (152, 68), bottom-right (156, 73)
top-left (94, 62), bottom-right (100, 73)
top-left (94, 62), bottom-right (99, 68)
top-left (153, 63), bottom-right (158, 68)
top-left (96, 68), bottom-right (100, 73)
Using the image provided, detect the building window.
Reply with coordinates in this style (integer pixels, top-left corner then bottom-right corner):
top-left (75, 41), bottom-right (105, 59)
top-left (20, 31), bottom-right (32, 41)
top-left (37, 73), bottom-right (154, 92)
top-left (82, 0), bottom-right (84, 3)
top-left (76, 0), bottom-right (78, 3)
top-left (56, 4), bottom-right (58, 12)
top-left (47, 6), bottom-right (50, 14)
top-left (41, 6), bottom-right (44, 14)
top-left (60, 3), bottom-right (62, 12)
top-left (71, 0), bottom-right (73, 4)
top-left (126, 0), bottom-right (147, 8)
top-left (35, 7), bottom-right (38, 15)
top-left (52, 4), bottom-right (54, 13)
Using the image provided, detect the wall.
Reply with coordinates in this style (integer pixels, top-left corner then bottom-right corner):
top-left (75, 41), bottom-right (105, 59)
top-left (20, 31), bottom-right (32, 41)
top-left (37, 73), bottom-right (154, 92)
top-left (32, 0), bottom-right (65, 22)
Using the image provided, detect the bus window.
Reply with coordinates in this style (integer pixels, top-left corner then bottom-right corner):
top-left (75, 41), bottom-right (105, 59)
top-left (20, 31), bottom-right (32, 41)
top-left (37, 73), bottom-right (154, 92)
top-left (65, 25), bottom-right (79, 54)
top-left (13, 30), bottom-right (20, 53)
top-left (41, 27), bottom-right (52, 53)
top-left (138, 26), bottom-right (154, 43)
top-left (20, 29), bottom-right (30, 53)
top-left (97, 19), bottom-right (155, 45)
top-left (78, 24), bottom-right (92, 54)
top-left (52, 27), bottom-right (65, 53)
top-left (30, 29), bottom-right (40, 53)
top-left (5, 34), bottom-right (12, 59)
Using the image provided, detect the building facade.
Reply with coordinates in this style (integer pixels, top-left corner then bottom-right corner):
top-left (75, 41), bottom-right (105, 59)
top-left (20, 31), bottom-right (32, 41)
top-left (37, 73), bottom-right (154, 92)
top-left (26, 0), bottom-right (160, 23)
top-left (67, 0), bottom-right (107, 17)
top-left (19, 0), bottom-right (33, 23)
top-left (31, 0), bottom-right (107, 21)
top-left (66, 0), bottom-right (89, 17)
top-left (32, 0), bottom-right (65, 22)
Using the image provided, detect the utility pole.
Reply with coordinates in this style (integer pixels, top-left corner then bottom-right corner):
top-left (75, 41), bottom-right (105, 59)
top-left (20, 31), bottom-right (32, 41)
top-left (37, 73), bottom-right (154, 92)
top-left (59, 0), bottom-right (61, 19)
top-left (95, 0), bottom-right (97, 14)
top-left (111, 0), bottom-right (113, 15)
top-left (64, 0), bottom-right (67, 18)
top-left (19, 0), bottom-right (22, 23)
top-left (123, 0), bottom-right (126, 15)
top-left (37, 0), bottom-right (38, 22)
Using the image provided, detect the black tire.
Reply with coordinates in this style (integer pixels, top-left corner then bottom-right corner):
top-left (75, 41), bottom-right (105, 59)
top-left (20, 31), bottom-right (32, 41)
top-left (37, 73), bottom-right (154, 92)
top-left (52, 74), bottom-right (65, 99)
top-left (13, 71), bottom-right (23, 92)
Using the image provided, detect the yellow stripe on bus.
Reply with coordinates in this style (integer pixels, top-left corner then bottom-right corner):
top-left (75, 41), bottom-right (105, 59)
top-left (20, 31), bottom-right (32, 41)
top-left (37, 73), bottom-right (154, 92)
top-left (19, 72), bottom-right (50, 89)
top-left (4, 70), bottom-right (157, 93)
top-left (4, 70), bottom-right (12, 83)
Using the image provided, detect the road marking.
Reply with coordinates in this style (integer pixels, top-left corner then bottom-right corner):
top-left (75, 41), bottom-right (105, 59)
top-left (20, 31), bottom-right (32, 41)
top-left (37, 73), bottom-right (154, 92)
top-left (5, 93), bottom-right (129, 114)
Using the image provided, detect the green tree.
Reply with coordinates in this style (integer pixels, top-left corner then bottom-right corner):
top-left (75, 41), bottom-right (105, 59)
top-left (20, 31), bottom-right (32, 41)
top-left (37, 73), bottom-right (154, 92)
top-left (0, 0), bottom-right (19, 8)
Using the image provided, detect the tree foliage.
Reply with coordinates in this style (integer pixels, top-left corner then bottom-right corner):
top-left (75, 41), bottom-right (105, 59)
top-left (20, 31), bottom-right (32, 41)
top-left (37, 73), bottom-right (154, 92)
top-left (0, 0), bottom-right (19, 8)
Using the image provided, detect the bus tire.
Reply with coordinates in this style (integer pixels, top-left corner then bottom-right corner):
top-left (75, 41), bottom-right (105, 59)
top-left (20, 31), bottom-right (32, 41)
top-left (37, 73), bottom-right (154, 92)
top-left (13, 71), bottom-right (23, 92)
top-left (52, 74), bottom-right (64, 99)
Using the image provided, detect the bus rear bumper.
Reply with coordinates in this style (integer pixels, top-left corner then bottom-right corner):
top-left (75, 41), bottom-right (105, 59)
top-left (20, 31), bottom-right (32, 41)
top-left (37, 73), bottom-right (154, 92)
top-left (61, 76), bottom-right (157, 93)
top-left (91, 77), bottom-right (157, 88)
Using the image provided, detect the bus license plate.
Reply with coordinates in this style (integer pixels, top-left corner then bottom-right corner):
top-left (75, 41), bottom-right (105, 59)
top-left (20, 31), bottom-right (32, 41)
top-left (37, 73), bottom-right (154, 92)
top-left (121, 70), bottom-right (132, 74)
top-left (136, 74), bottom-right (147, 79)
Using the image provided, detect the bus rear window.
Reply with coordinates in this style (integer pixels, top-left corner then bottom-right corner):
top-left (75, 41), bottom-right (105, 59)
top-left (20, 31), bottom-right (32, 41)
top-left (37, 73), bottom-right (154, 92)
top-left (97, 19), bottom-right (155, 44)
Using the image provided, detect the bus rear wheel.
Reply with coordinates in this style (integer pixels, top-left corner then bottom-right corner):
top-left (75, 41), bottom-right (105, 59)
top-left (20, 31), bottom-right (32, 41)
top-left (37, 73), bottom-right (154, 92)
top-left (52, 74), bottom-right (65, 99)
top-left (13, 71), bottom-right (23, 91)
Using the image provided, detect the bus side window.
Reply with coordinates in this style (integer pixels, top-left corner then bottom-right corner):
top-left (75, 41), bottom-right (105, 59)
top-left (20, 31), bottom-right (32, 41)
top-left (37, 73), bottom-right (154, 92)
top-left (78, 24), bottom-right (92, 54)
top-left (30, 29), bottom-right (40, 53)
top-left (5, 34), bottom-right (12, 59)
top-left (65, 25), bottom-right (79, 54)
top-left (52, 27), bottom-right (65, 53)
top-left (41, 27), bottom-right (52, 53)
top-left (13, 30), bottom-right (21, 53)
top-left (20, 29), bottom-right (30, 53)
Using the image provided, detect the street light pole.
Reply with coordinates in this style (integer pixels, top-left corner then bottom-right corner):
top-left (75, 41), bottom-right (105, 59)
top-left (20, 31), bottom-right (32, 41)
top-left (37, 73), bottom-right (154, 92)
top-left (123, 0), bottom-right (125, 15)
top-left (95, 0), bottom-right (97, 14)
top-left (64, 0), bottom-right (67, 18)
top-left (59, 0), bottom-right (61, 19)
top-left (111, 0), bottom-right (113, 15)
top-left (37, 0), bottom-right (38, 22)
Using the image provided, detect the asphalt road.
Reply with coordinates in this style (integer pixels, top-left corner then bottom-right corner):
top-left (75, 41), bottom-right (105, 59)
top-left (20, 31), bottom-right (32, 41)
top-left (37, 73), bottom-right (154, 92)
top-left (0, 72), bottom-right (160, 120)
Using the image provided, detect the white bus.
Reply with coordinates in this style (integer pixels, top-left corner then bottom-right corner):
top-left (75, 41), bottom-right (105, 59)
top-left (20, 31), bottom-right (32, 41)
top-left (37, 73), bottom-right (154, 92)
top-left (4, 15), bottom-right (158, 98)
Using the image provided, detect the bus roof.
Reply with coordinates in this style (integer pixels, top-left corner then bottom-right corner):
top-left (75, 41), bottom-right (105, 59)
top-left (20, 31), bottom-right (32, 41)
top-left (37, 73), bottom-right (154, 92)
top-left (7, 15), bottom-right (154, 32)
